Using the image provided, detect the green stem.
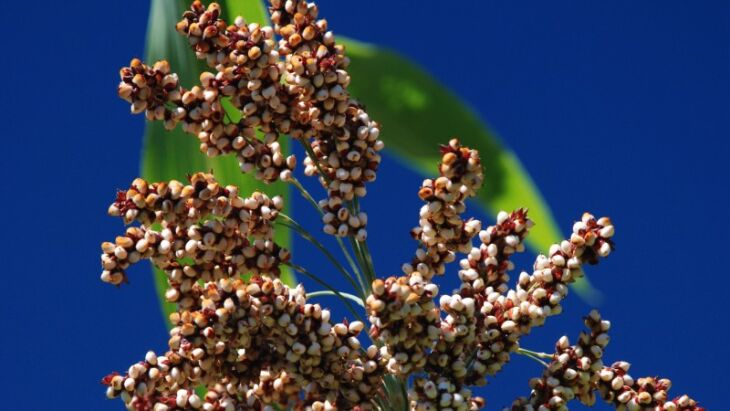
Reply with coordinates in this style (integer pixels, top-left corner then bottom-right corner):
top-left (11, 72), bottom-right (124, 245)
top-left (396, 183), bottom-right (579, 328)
top-left (277, 214), bottom-right (365, 300)
top-left (289, 177), bottom-right (323, 215)
top-left (349, 235), bottom-right (372, 286)
top-left (287, 177), bottom-right (366, 292)
top-left (381, 375), bottom-right (409, 411)
top-left (306, 290), bottom-right (365, 307)
top-left (338, 238), bottom-right (368, 293)
top-left (295, 140), bottom-right (380, 294)
top-left (339, 239), bottom-right (367, 290)
top-left (294, 140), bottom-right (379, 296)
top-left (299, 139), bottom-right (332, 185)
top-left (382, 376), bottom-right (398, 411)
top-left (284, 262), bottom-right (365, 324)
top-left (351, 197), bottom-right (377, 285)
top-left (359, 235), bottom-right (376, 281)
top-left (518, 347), bottom-right (554, 359)
top-left (516, 348), bottom-right (552, 367)
top-left (399, 376), bottom-right (409, 411)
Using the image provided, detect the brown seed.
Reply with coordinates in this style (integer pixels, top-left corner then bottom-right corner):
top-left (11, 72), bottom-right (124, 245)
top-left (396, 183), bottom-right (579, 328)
top-left (372, 279), bottom-right (385, 296)
top-left (302, 25), bottom-right (316, 41)
top-left (248, 46), bottom-right (262, 60)
top-left (406, 293), bottom-right (420, 304)
top-left (288, 33), bottom-right (302, 48)
top-left (115, 236), bottom-right (134, 248)
top-left (442, 152), bottom-right (457, 166)
top-left (101, 242), bottom-right (115, 253)
top-left (418, 187), bottom-right (434, 201)
top-left (637, 391), bottom-right (652, 404)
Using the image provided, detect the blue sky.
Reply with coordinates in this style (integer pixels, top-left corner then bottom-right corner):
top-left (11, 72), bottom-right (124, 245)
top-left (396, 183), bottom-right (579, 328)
top-left (1, 1), bottom-right (728, 409)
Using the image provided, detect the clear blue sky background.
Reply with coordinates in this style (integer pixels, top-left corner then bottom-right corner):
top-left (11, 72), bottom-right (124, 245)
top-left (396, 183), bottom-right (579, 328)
top-left (1, 1), bottom-right (728, 410)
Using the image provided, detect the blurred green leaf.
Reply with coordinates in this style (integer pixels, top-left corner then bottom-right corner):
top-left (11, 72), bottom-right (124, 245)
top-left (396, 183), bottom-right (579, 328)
top-left (341, 39), bottom-right (600, 302)
top-left (221, 0), bottom-right (269, 24)
top-left (142, 0), bottom-right (293, 323)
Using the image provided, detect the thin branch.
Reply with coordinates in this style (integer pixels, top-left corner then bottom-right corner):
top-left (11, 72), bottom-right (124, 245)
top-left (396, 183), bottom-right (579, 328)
top-left (277, 214), bottom-right (365, 300)
top-left (306, 290), bottom-right (365, 307)
top-left (517, 347), bottom-right (554, 359)
top-left (299, 138), bottom-right (332, 185)
top-left (289, 176), bottom-right (323, 216)
top-left (284, 262), bottom-right (365, 324)
top-left (349, 235), bottom-right (373, 287)
top-left (359, 236), bottom-right (376, 283)
top-left (287, 177), bottom-right (366, 291)
top-left (399, 376), bottom-right (409, 411)
top-left (293, 139), bottom-right (376, 293)
top-left (351, 196), bottom-right (377, 287)
top-left (381, 376), bottom-right (400, 411)
top-left (516, 348), bottom-right (550, 367)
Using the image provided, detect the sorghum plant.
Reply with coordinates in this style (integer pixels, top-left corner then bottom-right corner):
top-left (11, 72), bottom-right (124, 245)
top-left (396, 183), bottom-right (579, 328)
top-left (100, 1), bottom-right (705, 410)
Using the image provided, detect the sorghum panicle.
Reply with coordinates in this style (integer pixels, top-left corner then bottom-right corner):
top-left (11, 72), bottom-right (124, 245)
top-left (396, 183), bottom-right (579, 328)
top-left (102, 173), bottom-right (288, 293)
top-left (394, 146), bottom-right (617, 409)
top-left (458, 212), bottom-right (615, 388)
top-left (104, 1), bottom-right (705, 410)
top-left (118, 56), bottom-right (295, 184)
top-left (103, 276), bottom-right (384, 410)
top-left (506, 310), bottom-right (704, 411)
top-left (119, 0), bottom-right (383, 239)
top-left (270, 0), bottom-right (383, 237)
top-left (367, 139), bottom-right (484, 379)
top-left (459, 209), bottom-right (532, 295)
top-left (507, 310), bottom-right (612, 410)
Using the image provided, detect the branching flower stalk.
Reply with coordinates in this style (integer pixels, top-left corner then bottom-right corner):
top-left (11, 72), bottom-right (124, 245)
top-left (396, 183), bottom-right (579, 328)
top-left (101, 1), bottom-right (704, 410)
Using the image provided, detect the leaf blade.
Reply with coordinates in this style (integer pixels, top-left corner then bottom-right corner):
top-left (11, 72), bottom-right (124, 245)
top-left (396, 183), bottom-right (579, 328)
top-left (221, 0), bottom-right (269, 25)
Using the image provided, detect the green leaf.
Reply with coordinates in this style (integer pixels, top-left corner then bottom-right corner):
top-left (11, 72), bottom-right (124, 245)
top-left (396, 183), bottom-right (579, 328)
top-left (221, 0), bottom-right (269, 25)
top-left (341, 39), bottom-right (600, 302)
top-left (142, 0), bottom-right (293, 323)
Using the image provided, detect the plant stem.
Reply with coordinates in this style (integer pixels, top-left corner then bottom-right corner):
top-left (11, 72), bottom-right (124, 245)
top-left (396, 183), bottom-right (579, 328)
top-left (517, 347), bottom-right (554, 359)
top-left (306, 290), bottom-right (365, 307)
top-left (299, 139), bottom-right (332, 185)
top-left (287, 177), bottom-right (366, 292)
top-left (289, 176), bottom-right (322, 215)
top-left (381, 374), bottom-right (409, 411)
top-left (349, 236), bottom-right (369, 283)
top-left (284, 262), bottom-right (365, 324)
top-left (399, 376), bottom-right (409, 411)
top-left (290, 142), bottom-right (401, 410)
top-left (277, 214), bottom-right (366, 300)
top-left (338, 238), bottom-right (368, 294)
top-left (294, 139), bottom-right (379, 293)
top-left (516, 348), bottom-right (552, 367)
top-left (351, 197), bottom-right (377, 286)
